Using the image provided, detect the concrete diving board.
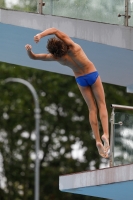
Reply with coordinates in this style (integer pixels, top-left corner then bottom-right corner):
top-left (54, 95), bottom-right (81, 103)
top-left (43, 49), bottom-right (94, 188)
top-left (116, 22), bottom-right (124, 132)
top-left (1, 9), bottom-right (133, 89)
top-left (59, 164), bottom-right (133, 200)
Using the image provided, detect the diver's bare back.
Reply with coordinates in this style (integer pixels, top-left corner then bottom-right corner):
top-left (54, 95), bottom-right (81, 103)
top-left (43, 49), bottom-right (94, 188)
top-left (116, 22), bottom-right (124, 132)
top-left (56, 43), bottom-right (96, 77)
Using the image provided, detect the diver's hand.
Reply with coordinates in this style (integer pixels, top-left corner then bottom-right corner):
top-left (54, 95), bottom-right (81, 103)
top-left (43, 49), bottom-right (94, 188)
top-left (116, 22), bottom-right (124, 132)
top-left (34, 34), bottom-right (41, 43)
top-left (25, 44), bottom-right (32, 51)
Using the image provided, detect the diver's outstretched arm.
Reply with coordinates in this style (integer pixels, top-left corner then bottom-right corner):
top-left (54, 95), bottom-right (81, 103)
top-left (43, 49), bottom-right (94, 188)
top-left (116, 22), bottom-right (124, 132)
top-left (25, 44), bottom-right (54, 61)
top-left (34, 27), bottom-right (75, 47)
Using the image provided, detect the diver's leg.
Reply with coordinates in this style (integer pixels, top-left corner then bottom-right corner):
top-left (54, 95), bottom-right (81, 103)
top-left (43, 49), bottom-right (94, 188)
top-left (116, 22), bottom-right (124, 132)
top-left (91, 76), bottom-right (109, 152)
top-left (77, 84), bottom-right (108, 158)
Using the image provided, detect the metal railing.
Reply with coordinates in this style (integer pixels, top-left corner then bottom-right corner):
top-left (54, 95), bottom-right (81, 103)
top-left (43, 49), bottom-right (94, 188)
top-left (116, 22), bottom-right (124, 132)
top-left (118, 0), bottom-right (131, 26)
top-left (38, 0), bottom-right (45, 14)
top-left (110, 104), bottom-right (133, 167)
top-left (38, 0), bottom-right (132, 27)
top-left (0, 0), bottom-right (132, 26)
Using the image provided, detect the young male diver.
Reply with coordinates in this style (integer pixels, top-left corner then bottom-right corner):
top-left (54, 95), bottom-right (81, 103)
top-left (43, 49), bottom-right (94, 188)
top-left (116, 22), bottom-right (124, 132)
top-left (25, 27), bottom-right (110, 158)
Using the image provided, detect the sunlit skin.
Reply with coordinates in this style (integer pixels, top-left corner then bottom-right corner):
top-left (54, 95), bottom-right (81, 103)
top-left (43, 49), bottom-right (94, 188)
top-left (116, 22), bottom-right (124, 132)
top-left (25, 27), bottom-right (110, 158)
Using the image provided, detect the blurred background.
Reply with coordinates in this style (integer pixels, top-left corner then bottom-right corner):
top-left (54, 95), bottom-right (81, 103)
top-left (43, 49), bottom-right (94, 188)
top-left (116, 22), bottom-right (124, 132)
top-left (0, 0), bottom-right (133, 200)
top-left (0, 61), bottom-right (132, 200)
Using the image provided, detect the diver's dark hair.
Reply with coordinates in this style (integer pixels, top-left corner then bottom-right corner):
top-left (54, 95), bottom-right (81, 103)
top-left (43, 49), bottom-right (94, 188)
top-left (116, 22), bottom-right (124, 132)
top-left (47, 37), bottom-right (68, 57)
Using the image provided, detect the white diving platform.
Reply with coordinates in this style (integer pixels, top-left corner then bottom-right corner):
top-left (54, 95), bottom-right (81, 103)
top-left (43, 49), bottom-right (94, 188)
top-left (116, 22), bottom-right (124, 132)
top-left (0, 9), bottom-right (133, 90)
top-left (59, 164), bottom-right (133, 200)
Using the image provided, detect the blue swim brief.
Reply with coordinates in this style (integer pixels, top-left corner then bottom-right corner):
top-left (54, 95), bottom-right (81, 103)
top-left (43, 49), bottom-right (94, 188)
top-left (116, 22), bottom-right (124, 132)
top-left (75, 71), bottom-right (99, 87)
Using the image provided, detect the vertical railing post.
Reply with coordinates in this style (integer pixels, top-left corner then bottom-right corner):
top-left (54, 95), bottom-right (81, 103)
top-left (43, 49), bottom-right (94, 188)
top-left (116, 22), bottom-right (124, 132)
top-left (125, 0), bottom-right (129, 26)
top-left (37, 0), bottom-right (45, 14)
top-left (110, 107), bottom-right (115, 167)
top-left (118, 0), bottom-right (130, 26)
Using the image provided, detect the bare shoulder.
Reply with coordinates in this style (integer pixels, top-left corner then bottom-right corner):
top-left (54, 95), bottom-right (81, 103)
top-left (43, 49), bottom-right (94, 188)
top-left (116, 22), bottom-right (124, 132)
top-left (74, 43), bottom-right (81, 49)
top-left (69, 42), bottom-right (82, 53)
top-left (44, 53), bottom-right (55, 61)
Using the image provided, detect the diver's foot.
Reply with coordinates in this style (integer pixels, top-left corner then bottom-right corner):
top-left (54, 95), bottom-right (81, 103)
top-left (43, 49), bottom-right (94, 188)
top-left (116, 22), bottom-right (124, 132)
top-left (101, 135), bottom-right (110, 153)
top-left (96, 142), bottom-right (108, 158)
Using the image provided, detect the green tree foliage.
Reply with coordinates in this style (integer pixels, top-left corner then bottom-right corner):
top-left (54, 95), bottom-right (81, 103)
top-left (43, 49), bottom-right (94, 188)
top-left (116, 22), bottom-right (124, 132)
top-left (0, 62), bottom-right (105, 200)
top-left (13, 0), bottom-right (37, 12)
top-left (0, 61), bottom-right (133, 200)
top-left (0, 0), bottom-right (37, 12)
top-left (0, 0), bottom-right (5, 8)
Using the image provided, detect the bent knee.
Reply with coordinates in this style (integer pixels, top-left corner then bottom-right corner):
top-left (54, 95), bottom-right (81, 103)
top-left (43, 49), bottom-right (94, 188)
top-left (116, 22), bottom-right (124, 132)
top-left (98, 102), bottom-right (107, 110)
top-left (89, 107), bottom-right (98, 114)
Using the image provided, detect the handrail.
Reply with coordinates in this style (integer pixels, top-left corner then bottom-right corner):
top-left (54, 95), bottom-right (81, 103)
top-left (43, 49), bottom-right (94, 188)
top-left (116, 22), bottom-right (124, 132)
top-left (111, 104), bottom-right (133, 110)
top-left (110, 103), bottom-right (133, 167)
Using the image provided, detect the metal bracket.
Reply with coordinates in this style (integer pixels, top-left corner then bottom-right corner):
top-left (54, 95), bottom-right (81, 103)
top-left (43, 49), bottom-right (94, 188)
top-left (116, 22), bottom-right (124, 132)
top-left (39, 2), bottom-right (45, 6)
top-left (114, 121), bottom-right (123, 126)
top-left (118, 14), bottom-right (131, 18)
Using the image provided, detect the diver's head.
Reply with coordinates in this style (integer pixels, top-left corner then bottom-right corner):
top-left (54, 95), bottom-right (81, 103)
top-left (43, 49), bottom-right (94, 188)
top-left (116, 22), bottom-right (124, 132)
top-left (47, 37), bottom-right (68, 58)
